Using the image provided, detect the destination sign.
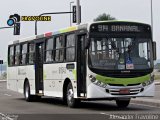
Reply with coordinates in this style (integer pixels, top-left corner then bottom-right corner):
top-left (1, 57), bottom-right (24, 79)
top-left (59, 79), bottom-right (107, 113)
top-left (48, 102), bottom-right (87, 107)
top-left (90, 23), bottom-right (151, 33)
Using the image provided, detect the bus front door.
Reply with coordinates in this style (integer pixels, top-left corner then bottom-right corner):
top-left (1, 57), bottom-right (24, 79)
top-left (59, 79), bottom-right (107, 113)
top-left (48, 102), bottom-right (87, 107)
top-left (35, 42), bottom-right (44, 95)
top-left (77, 34), bottom-right (87, 97)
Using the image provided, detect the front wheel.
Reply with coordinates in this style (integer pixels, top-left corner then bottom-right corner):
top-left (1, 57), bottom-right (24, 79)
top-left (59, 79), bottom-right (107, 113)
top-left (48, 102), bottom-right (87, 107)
top-left (116, 99), bottom-right (130, 108)
top-left (66, 82), bottom-right (80, 108)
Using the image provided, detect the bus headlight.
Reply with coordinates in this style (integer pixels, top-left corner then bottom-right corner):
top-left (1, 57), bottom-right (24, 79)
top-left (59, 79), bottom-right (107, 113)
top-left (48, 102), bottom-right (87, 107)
top-left (89, 75), bottom-right (96, 82)
top-left (89, 75), bottom-right (108, 88)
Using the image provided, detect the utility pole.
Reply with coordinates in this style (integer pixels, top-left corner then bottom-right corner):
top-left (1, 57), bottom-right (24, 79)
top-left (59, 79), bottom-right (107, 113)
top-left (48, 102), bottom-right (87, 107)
top-left (151, 0), bottom-right (153, 36)
top-left (76, 0), bottom-right (81, 25)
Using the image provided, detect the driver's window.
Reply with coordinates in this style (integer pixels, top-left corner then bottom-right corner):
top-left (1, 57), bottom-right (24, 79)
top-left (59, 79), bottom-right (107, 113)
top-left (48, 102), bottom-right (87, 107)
top-left (139, 42), bottom-right (148, 60)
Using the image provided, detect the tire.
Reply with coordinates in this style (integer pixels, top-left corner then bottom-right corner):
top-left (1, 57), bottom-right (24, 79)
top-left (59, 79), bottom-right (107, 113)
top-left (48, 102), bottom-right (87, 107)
top-left (116, 99), bottom-right (130, 108)
top-left (66, 82), bottom-right (80, 108)
top-left (24, 81), bottom-right (34, 102)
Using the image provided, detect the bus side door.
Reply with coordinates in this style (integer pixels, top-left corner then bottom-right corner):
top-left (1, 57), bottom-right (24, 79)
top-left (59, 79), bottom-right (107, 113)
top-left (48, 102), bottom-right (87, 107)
top-left (77, 33), bottom-right (87, 97)
top-left (35, 40), bottom-right (45, 94)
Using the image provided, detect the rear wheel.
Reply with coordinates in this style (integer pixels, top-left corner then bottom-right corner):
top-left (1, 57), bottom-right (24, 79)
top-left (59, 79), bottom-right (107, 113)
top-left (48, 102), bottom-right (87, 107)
top-left (66, 82), bottom-right (80, 108)
top-left (24, 81), bottom-right (34, 102)
top-left (116, 99), bottom-right (130, 108)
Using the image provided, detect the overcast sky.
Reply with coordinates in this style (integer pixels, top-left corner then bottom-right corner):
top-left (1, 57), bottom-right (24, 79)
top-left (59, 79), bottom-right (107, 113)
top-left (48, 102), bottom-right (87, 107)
top-left (0, 0), bottom-right (159, 61)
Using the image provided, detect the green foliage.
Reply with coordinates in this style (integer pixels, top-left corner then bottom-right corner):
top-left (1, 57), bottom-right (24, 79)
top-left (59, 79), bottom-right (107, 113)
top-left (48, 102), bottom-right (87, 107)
top-left (94, 13), bottom-right (116, 22)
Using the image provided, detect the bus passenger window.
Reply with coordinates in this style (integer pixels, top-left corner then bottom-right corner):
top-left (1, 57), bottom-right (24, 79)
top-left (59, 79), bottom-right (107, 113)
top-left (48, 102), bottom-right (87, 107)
top-left (9, 46), bottom-right (14, 66)
top-left (21, 44), bottom-right (28, 65)
top-left (29, 43), bottom-right (35, 64)
top-left (66, 34), bottom-right (75, 61)
top-left (45, 38), bottom-right (54, 62)
top-left (55, 36), bottom-right (64, 62)
top-left (15, 45), bottom-right (20, 65)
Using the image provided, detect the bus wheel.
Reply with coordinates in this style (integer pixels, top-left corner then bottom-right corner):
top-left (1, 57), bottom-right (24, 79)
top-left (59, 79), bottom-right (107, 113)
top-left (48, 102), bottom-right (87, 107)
top-left (116, 99), bottom-right (130, 108)
top-left (67, 82), bottom-right (80, 108)
top-left (24, 81), bottom-right (33, 102)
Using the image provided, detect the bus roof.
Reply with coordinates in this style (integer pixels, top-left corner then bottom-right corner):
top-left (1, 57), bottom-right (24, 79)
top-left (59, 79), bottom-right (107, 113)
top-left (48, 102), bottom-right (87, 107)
top-left (9, 20), bottom-right (150, 45)
top-left (9, 24), bottom-right (88, 45)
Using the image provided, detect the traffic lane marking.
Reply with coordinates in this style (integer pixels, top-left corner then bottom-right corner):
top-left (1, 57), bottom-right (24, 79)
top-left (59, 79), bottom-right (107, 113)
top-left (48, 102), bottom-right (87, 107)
top-left (0, 113), bottom-right (14, 120)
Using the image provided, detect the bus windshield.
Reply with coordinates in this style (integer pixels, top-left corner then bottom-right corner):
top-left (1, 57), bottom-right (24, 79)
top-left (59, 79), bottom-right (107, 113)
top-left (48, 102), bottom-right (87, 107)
top-left (89, 37), bottom-right (153, 70)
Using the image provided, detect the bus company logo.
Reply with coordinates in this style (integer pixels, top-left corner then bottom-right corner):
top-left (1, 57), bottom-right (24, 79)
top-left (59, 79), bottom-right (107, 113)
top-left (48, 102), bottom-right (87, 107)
top-left (7, 13), bottom-right (51, 23)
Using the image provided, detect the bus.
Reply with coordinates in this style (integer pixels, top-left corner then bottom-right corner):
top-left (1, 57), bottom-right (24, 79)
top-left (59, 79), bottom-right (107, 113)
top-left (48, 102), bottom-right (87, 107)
top-left (7, 21), bottom-right (156, 108)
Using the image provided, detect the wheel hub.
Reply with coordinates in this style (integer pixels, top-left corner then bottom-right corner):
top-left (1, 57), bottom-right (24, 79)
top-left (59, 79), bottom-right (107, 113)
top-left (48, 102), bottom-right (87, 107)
top-left (67, 89), bottom-right (73, 103)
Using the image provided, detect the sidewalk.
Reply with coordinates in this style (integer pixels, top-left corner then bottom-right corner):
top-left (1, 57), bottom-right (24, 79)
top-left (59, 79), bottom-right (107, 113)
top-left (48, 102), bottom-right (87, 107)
top-left (155, 80), bottom-right (160, 85)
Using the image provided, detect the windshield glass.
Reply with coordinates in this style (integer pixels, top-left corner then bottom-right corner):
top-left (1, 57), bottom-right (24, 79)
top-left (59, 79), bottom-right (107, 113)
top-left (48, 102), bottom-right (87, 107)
top-left (89, 37), bottom-right (153, 70)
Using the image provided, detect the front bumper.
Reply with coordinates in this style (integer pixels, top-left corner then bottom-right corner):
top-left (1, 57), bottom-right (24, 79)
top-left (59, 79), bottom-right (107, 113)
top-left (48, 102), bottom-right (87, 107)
top-left (87, 82), bottom-right (155, 99)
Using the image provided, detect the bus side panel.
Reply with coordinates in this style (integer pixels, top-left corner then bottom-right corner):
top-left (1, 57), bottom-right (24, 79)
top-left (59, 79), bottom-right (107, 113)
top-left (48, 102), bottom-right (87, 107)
top-left (7, 67), bottom-right (18, 92)
top-left (43, 64), bottom-right (63, 97)
top-left (7, 65), bottom-right (36, 95)
top-left (43, 63), bottom-right (77, 98)
top-left (61, 63), bottom-right (77, 98)
top-left (25, 65), bottom-right (36, 94)
top-left (17, 66), bottom-right (26, 93)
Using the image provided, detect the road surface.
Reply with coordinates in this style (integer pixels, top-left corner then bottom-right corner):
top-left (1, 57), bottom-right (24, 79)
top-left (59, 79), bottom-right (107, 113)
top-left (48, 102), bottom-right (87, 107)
top-left (0, 81), bottom-right (159, 120)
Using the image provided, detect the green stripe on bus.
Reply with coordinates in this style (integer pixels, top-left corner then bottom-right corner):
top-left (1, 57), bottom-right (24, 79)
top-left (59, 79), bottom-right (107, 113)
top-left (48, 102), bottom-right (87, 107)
top-left (95, 74), bottom-right (150, 86)
top-left (43, 71), bottom-right (47, 80)
top-left (72, 69), bottom-right (77, 80)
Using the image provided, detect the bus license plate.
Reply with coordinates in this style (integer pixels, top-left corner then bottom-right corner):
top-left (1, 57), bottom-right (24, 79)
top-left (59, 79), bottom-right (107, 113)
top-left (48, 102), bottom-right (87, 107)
top-left (119, 89), bottom-right (130, 94)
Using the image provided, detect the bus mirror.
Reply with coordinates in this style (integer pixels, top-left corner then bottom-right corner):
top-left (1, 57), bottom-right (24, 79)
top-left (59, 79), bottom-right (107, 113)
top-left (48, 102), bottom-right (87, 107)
top-left (152, 41), bottom-right (156, 60)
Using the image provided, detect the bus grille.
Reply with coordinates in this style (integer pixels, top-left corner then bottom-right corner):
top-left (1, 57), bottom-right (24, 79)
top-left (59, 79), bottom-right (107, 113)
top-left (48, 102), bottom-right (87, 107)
top-left (106, 88), bottom-right (144, 95)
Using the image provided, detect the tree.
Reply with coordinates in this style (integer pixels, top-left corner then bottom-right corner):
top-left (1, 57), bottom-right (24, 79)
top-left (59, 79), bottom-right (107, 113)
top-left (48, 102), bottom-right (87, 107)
top-left (94, 13), bottom-right (116, 21)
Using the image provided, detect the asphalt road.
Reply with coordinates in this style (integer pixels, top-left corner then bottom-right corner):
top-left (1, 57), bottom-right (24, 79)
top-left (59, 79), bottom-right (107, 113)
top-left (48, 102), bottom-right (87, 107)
top-left (152, 85), bottom-right (160, 100)
top-left (0, 81), bottom-right (160, 120)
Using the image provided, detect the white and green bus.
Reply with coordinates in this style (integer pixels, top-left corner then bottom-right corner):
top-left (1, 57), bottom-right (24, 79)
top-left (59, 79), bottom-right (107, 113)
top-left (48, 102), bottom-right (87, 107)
top-left (7, 21), bottom-right (156, 108)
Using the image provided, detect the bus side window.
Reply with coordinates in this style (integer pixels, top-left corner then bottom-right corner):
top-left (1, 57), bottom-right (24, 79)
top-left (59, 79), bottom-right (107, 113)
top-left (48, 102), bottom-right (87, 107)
top-left (45, 37), bottom-right (54, 62)
top-left (15, 45), bottom-right (20, 65)
top-left (65, 34), bottom-right (75, 62)
top-left (55, 36), bottom-right (64, 62)
top-left (21, 43), bottom-right (28, 65)
top-left (29, 43), bottom-right (35, 64)
top-left (9, 46), bottom-right (14, 66)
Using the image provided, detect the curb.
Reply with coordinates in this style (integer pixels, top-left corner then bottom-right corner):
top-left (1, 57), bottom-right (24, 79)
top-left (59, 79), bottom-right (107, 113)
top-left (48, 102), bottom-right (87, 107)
top-left (131, 98), bottom-right (160, 107)
top-left (155, 82), bottom-right (160, 85)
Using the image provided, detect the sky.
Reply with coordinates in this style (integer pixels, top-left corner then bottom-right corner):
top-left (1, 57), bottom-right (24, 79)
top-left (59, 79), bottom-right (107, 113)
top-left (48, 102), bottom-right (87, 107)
top-left (0, 0), bottom-right (160, 61)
